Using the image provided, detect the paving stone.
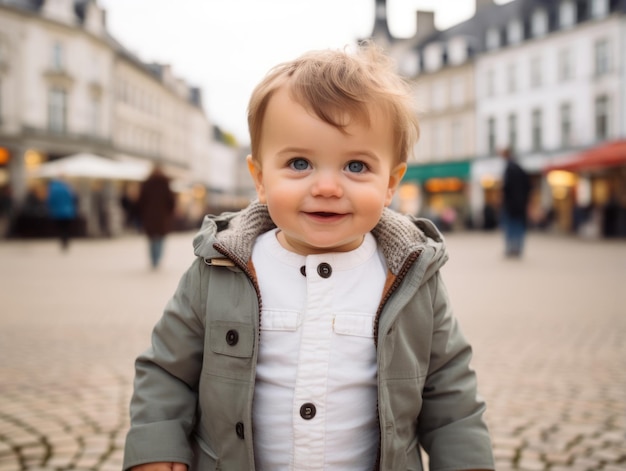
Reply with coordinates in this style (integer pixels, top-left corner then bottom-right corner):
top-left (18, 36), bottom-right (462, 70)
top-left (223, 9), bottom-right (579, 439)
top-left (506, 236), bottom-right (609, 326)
top-left (2, 232), bottom-right (625, 471)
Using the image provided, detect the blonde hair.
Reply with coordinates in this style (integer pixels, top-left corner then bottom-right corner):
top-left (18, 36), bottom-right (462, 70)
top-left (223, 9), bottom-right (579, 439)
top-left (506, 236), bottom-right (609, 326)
top-left (247, 42), bottom-right (420, 163)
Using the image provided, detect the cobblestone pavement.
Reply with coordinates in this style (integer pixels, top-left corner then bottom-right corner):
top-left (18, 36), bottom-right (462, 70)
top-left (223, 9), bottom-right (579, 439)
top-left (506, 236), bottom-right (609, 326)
top-left (0, 231), bottom-right (624, 471)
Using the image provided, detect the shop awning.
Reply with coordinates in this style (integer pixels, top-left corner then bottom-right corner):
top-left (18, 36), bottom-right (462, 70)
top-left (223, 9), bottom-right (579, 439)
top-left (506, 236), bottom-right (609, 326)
top-left (544, 139), bottom-right (626, 173)
top-left (403, 160), bottom-right (471, 182)
top-left (29, 153), bottom-right (149, 181)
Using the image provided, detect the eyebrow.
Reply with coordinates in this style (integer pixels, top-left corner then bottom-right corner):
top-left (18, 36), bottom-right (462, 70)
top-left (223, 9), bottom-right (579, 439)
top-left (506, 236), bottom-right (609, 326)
top-left (278, 147), bottom-right (312, 155)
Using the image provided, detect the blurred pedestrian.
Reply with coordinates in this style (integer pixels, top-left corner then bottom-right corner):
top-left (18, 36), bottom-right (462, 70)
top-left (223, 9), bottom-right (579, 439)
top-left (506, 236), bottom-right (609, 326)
top-left (500, 147), bottom-right (531, 257)
top-left (46, 177), bottom-right (78, 251)
top-left (137, 165), bottom-right (176, 269)
top-left (0, 184), bottom-right (13, 238)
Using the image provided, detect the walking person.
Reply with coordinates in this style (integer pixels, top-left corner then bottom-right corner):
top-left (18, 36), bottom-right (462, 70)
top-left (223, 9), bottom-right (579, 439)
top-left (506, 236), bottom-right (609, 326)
top-left (500, 147), bottom-right (531, 257)
top-left (46, 177), bottom-right (78, 251)
top-left (0, 184), bottom-right (14, 238)
top-left (137, 165), bottom-right (176, 269)
top-left (123, 43), bottom-right (494, 471)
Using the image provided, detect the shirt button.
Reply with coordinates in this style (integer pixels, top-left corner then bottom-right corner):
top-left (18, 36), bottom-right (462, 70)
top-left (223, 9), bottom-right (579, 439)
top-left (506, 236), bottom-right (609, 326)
top-left (235, 421), bottom-right (245, 439)
top-left (300, 265), bottom-right (306, 277)
top-left (225, 329), bottom-right (239, 346)
top-left (300, 402), bottom-right (316, 420)
top-left (317, 263), bottom-right (332, 278)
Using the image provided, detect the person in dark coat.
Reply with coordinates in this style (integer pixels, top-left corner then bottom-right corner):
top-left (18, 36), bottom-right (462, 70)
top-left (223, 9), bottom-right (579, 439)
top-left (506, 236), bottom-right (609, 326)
top-left (500, 148), bottom-right (531, 257)
top-left (137, 165), bottom-right (176, 269)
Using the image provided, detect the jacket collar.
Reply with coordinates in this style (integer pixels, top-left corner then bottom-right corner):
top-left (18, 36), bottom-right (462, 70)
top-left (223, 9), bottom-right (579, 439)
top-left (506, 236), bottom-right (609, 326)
top-left (193, 201), bottom-right (447, 275)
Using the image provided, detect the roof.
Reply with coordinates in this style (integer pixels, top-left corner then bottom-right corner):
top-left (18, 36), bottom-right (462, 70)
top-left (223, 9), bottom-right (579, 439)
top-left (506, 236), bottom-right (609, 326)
top-left (411, 0), bottom-right (626, 55)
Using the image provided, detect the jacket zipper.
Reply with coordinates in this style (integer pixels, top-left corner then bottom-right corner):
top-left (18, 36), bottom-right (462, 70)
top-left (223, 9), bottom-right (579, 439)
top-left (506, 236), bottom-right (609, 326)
top-left (372, 249), bottom-right (421, 471)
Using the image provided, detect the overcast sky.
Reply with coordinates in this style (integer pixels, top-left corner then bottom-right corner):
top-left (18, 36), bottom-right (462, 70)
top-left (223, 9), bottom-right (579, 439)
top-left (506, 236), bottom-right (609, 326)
top-left (98, 0), bottom-right (510, 144)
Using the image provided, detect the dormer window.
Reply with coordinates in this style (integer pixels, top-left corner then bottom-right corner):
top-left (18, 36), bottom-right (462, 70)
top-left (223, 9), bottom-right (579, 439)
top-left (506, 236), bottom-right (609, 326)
top-left (591, 0), bottom-right (608, 18)
top-left (531, 8), bottom-right (548, 37)
top-left (399, 53), bottom-right (419, 77)
top-left (507, 19), bottom-right (523, 45)
top-left (448, 37), bottom-right (468, 65)
top-left (424, 43), bottom-right (443, 72)
top-left (486, 28), bottom-right (500, 50)
top-left (559, 0), bottom-right (576, 28)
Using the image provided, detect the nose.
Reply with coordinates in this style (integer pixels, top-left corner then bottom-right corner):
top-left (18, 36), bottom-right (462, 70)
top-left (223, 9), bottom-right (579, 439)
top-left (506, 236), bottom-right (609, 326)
top-left (311, 170), bottom-right (343, 198)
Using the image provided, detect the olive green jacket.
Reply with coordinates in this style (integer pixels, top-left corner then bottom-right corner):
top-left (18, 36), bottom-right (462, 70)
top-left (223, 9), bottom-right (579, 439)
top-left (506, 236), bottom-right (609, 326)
top-left (123, 202), bottom-right (494, 471)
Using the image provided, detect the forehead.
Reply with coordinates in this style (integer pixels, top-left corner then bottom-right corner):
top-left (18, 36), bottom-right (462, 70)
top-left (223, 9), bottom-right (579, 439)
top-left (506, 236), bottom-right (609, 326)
top-left (265, 86), bottom-right (392, 135)
top-left (259, 87), bottom-right (395, 158)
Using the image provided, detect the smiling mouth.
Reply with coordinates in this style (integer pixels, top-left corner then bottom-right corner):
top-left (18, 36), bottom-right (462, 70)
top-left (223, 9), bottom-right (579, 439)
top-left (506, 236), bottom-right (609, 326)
top-left (305, 211), bottom-right (347, 221)
top-left (310, 212), bottom-right (340, 217)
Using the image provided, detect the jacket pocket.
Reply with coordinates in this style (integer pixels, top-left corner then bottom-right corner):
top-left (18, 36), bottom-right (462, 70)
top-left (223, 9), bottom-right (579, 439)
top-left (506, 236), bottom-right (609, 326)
top-left (209, 321), bottom-right (254, 358)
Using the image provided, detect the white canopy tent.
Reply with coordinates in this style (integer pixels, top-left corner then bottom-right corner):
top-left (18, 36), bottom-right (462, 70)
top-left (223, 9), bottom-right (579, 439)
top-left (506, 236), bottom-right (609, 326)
top-left (30, 153), bottom-right (149, 181)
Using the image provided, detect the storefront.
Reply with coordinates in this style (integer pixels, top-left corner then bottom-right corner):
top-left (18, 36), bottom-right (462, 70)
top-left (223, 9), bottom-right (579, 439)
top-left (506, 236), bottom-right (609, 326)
top-left (544, 140), bottom-right (626, 238)
top-left (398, 160), bottom-right (471, 230)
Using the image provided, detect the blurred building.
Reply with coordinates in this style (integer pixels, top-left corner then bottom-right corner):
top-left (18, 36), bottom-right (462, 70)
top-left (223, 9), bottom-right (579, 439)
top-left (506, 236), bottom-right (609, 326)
top-left (0, 0), bottom-right (220, 237)
top-left (371, 0), bottom-right (626, 237)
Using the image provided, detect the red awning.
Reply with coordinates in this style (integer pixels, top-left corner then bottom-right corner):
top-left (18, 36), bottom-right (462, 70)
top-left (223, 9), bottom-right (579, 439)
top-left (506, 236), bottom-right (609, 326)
top-left (544, 139), bottom-right (626, 173)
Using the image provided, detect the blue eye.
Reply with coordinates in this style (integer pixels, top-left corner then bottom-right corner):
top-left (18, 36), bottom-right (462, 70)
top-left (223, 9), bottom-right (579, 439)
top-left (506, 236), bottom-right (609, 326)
top-left (346, 161), bottom-right (366, 173)
top-left (289, 158), bottom-right (310, 171)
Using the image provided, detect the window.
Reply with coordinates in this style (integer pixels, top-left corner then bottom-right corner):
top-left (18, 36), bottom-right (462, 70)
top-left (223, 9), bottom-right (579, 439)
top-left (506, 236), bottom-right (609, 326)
top-left (591, 0), bottom-right (608, 18)
top-left (448, 37), bottom-right (468, 65)
top-left (432, 81), bottom-right (446, 110)
top-left (0, 37), bottom-right (6, 65)
top-left (531, 109), bottom-right (543, 151)
top-left (531, 9), bottom-right (548, 37)
top-left (558, 48), bottom-right (573, 81)
top-left (508, 113), bottom-right (517, 153)
top-left (486, 28), bottom-right (500, 50)
top-left (431, 123), bottom-right (444, 160)
top-left (507, 19), bottom-right (523, 45)
top-left (507, 63), bottom-right (517, 93)
top-left (487, 117), bottom-right (496, 155)
top-left (451, 77), bottom-right (465, 107)
top-left (530, 56), bottom-right (542, 88)
top-left (486, 69), bottom-right (496, 97)
top-left (48, 87), bottom-right (67, 133)
top-left (51, 42), bottom-right (64, 71)
top-left (594, 39), bottom-right (610, 76)
top-left (90, 97), bottom-right (100, 136)
top-left (560, 103), bottom-right (572, 147)
top-left (451, 120), bottom-right (463, 157)
top-left (595, 95), bottom-right (609, 140)
top-left (424, 43), bottom-right (443, 72)
top-left (559, 0), bottom-right (576, 28)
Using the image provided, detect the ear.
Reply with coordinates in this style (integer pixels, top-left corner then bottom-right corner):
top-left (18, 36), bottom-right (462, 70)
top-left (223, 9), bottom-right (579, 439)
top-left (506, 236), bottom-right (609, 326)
top-left (246, 154), bottom-right (267, 203)
top-left (385, 162), bottom-right (407, 206)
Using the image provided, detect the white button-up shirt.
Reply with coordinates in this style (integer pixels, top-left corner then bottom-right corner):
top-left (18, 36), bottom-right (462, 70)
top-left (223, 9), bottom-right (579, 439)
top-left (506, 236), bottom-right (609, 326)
top-left (252, 229), bottom-right (386, 470)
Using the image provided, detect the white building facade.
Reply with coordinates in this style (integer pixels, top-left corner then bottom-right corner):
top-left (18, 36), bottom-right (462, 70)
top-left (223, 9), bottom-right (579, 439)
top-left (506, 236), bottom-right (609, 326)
top-left (473, 0), bottom-right (625, 230)
top-left (0, 0), bottom-right (217, 237)
top-left (371, 0), bottom-right (626, 235)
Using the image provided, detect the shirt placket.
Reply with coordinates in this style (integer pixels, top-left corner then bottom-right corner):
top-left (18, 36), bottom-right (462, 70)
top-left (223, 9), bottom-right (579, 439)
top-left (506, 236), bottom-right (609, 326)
top-left (292, 256), bottom-right (333, 469)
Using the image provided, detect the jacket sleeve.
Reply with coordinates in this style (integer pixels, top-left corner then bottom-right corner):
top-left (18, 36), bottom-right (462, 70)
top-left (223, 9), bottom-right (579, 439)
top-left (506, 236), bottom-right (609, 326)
top-left (123, 258), bottom-right (206, 470)
top-left (418, 272), bottom-right (495, 470)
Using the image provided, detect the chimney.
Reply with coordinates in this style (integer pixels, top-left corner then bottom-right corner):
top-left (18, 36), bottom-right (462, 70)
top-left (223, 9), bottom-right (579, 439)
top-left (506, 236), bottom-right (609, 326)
top-left (476, 0), bottom-right (494, 10)
top-left (415, 10), bottom-right (437, 42)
